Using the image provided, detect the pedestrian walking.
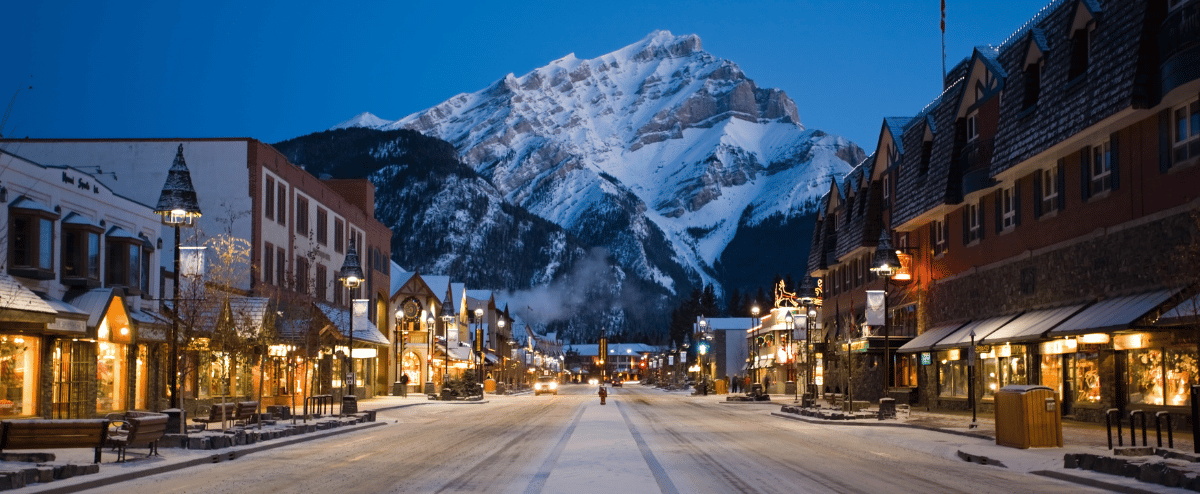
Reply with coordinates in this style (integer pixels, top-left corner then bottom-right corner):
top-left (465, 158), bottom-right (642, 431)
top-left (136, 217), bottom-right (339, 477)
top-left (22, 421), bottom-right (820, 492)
top-left (399, 373), bottom-right (409, 397)
top-left (598, 385), bottom-right (608, 405)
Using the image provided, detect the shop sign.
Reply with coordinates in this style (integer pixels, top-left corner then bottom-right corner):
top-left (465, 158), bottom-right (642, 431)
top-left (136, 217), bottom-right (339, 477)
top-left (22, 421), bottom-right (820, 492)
top-left (920, 352), bottom-right (931, 365)
top-left (47, 317), bottom-right (85, 334)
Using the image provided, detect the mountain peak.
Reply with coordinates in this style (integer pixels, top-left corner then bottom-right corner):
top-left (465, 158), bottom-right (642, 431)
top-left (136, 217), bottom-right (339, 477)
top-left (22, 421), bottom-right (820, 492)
top-left (330, 111), bottom-right (393, 131)
top-left (620, 30), bottom-right (703, 63)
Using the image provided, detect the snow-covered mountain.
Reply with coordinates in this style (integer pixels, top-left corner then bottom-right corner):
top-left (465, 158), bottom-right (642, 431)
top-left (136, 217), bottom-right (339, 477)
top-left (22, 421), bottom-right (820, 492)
top-left (334, 30), bottom-right (863, 297)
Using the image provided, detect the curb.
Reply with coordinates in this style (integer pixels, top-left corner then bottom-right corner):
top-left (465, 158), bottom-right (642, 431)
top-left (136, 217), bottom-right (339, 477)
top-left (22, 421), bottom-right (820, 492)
top-left (31, 421), bottom-right (387, 494)
top-left (1031, 470), bottom-right (1168, 494)
top-left (770, 411), bottom-right (994, 441)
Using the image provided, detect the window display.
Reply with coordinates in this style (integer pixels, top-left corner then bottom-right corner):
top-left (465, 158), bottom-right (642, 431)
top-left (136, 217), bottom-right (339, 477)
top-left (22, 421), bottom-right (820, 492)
top-left (0, 336), bottom-right (36, 416)
top-left (1075, 352), bottom-right (1101, 404)
top-left (938, 352), bottom-right (967, 398)
top-left (1129, 347), bottom-right (1197, 406)
top-left (1041, 354), bottom-right (1063, 400)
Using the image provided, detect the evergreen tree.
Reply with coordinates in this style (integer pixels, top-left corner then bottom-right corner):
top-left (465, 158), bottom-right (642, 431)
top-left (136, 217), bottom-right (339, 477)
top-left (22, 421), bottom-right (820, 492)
top-left (726, 288), bottom-right (742, 317)
top-left (700, 284), bottom-right (718, 317)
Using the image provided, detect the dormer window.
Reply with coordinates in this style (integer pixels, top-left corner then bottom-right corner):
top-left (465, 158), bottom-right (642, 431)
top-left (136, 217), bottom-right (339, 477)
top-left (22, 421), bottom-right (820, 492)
top-left (8, 196), bottom-right (59, 280)
top-left (1068, 4), bottom-right (1095, 82)
top-left (1023, 62), bottom-right (1042, 110)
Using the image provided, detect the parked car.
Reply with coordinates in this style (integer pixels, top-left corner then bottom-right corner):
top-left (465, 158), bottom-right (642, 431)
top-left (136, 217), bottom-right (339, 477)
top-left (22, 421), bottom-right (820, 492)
top-left (534, 376), bottom-right (558, 395)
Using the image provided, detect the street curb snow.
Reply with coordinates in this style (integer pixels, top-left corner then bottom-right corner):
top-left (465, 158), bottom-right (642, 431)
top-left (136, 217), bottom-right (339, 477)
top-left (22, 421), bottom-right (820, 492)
top-left (30, 421), bottom-right (388, 494)
top-left (1031, 470), bottom-right (1168, 494)
top-left (770, 411), bottom-right (994, 441)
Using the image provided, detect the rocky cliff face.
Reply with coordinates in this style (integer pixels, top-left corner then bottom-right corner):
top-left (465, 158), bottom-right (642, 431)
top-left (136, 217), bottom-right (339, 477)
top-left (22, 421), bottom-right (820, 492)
top-left (333, 30), bottom-right (864, 301)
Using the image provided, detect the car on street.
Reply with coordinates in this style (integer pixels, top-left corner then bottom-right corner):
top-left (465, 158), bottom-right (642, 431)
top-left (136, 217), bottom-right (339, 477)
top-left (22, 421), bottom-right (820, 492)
top-left (534, 376), bottom-right (558, 395)
top-left (610, 380), bottom-right (622, 387)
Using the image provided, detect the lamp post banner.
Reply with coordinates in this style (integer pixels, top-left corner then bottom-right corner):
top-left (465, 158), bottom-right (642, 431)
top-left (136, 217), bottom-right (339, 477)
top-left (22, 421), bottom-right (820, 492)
top-left (866, 290), bottom-right (886, 326)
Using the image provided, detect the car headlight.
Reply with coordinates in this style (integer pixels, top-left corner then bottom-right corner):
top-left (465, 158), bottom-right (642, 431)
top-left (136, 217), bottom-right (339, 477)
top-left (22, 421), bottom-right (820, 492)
top-left (549, 382), bottom-right (557, 389)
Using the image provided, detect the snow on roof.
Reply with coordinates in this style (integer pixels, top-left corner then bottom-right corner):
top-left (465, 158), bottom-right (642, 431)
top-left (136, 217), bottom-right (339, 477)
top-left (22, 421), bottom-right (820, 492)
top-left (316, 303), bottom-right (390, 346)
top-left (390, 261), bottom-right (416, 297)
top-left (63, 288), bottom-right (115, 327)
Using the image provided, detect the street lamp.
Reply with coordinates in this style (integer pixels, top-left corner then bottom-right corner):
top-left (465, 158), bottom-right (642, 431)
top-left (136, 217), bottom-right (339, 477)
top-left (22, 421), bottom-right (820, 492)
top-left (338, 239), bottom-right (364, 406)
top-left (154, 144), bottom-right (202, 412)
top-left (750, 305), bottom-right (761, 385)
top-left (871, 230), bottom-right (902, 403)
top-left (426, 315), bottom-right (435, 394)
top-left (797, 278), bottom-right (818, 405)
top-left (439, 287), bottom-right (456, 399)
top-left (474, 307), bottom-right (484, 386)
top-left (698, 316), bottom-right (709, 396)
top-left (786, 311), bottom-right (799, 403)
top-left (394, 308), bottom-right (408, 397)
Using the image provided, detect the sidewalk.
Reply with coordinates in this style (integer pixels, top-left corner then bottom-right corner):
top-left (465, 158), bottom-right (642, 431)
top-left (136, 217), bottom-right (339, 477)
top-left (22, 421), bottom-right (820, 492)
top-left (766, 399), bottom-right (1200, 493)
top-left (14, 394), bottom-right (449, 493)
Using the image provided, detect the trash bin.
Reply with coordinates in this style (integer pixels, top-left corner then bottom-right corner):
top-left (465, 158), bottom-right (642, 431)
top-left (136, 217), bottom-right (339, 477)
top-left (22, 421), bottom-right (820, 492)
top-left (342, 395), bottom-right (359, 415)
top-left (393, 381), bottom-right (405, 396)
top-left (784, 381), bottom-right (797, 396)
top-left (715, 379), bottom-right (727, 394)
top-left (994, 385), bottom-right (1062, 448)
top-left (878, 397), bottom-right (896, 419)
top-left (163, 408), bottom-right (186, 435)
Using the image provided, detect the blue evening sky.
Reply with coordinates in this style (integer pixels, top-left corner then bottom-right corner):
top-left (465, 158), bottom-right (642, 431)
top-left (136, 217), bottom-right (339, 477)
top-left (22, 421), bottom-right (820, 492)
top-left (4, 0), bottom-right (1052, 151)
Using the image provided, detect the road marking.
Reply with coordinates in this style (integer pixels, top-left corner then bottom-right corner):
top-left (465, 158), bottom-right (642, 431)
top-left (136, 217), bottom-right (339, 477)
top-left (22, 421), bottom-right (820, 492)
top-left (524, 404), bottom-right (585, 494)
top-left (617, 401), bottom-right (679, 494)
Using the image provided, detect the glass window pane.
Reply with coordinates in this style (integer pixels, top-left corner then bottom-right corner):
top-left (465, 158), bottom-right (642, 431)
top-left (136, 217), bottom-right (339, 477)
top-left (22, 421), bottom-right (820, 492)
top-left (1178, 107), bottom-right (1189, 143)
top-left (1191, 102), bottom-right (1200, 137)
top-left (1076, 352), bottom-right (1101, 404)
top-left (88, 233), bottom-right (100, 279)
top-left (129, 244), bottom-right (140, 288)
top-left (39, 219), bottom-right (53, 269)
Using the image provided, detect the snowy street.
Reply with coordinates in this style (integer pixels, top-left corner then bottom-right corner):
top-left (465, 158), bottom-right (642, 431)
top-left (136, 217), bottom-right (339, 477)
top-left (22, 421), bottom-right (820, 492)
top-left (72, 385), bottom-right (1106, 494)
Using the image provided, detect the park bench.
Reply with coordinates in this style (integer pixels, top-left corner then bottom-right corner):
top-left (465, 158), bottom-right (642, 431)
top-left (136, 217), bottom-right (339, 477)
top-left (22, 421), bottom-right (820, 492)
top-left (233, 401), bottom-right (259, 426)
top-left (0, 419), bottom-right (109, 463)
top-left (191, 402), bottom-right (237, 431)
top-left (106, 412), bottom-right (167, 462)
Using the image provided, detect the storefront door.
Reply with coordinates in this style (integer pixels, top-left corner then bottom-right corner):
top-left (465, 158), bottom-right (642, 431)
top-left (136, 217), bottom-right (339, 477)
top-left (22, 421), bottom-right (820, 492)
top-left (1062, 354), bottom-right (1075, 416)
top-left (52, 340), bottom-right (96, 419)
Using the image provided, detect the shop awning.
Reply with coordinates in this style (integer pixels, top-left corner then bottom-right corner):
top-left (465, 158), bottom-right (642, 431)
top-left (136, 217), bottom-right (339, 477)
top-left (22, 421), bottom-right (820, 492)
top-left (979, 304), bottom-right (1089, 345)
top-left (317, 303), bottom-right (391, 346)
top-left (484, 353), bottom-right (499, 364)
top-left (1049, 289), bottom-right (1179, 336)
top-left (1155, 293), bottom-right (1200, 326)
top-left (0, 272), bottom-right (56, 323)
top-left (897, 321), bottom-right (967, 353)
top-left (932, 314), bottom-right (1022, 350)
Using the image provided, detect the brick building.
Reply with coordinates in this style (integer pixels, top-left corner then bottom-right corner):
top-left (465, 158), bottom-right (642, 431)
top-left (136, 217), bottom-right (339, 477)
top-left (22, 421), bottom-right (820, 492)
top-left (806, 0), bottom-right (1200, 423)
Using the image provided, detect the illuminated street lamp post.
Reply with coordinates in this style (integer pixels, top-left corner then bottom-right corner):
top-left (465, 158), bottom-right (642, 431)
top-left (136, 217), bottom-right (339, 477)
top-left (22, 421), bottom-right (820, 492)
top-left (439, 287), bottom-right (456, 399)
top-left (154, 145), bottom-right (202, 412)
top-left (474, 307), bottom-right (484, 386)
top-left (698, 316), bottom-right (710, 396)
top-left (786, 312), bottom-right (799, 403)
top-left (797, 278), bottom-right (818, 404)
top-left (425, 315), bottom-right (435, 395)
top-left (394, 308), bottom-right (409, 397)
top-left (751, 305), bottom-right (761, 384)
top-left (338, 240), bottom-right (364, 408)
top-left (871, 230), bottom-right (902, 402)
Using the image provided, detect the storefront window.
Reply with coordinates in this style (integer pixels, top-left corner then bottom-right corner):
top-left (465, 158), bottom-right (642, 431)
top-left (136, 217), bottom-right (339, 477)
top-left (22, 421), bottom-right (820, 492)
top-left (1041, 354), bottom-right (1063, 400)
top-left (134, 345), bottom-right (148, 410)
top-left (1129, 347), bottom-right (1198, 406)
top-left (0, 335), bottom-right (37, 416)
top-left (96, 340), bottom-right (127, 412)
top-left (895, 354), bottom-right (918, 387)
top-left (983, 347), bottom-right (1028, 399)
top-left (1075, 352), bottom-right (1102, 404)
top-left (938, 352), bottom-right (968, 398)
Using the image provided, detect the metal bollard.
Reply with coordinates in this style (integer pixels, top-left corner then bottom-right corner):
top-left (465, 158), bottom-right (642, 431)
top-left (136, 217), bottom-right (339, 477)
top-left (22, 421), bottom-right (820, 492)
top-left (1105, 408), bottom-right (1121, 449)
top-left (1129, 410), bottom-right (1146, 447)
top-left (1155, 411), bottom-right (1173, 449)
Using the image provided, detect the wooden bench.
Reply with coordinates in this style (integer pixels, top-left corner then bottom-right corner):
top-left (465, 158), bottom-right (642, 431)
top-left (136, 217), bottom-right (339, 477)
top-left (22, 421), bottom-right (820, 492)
top-left (233, 401), bottom-right (258, 425)
top-left (0, 419), bottom-right (109, 463)
top-left (191, 403), bottom-right (236, 431)
top-left (106, 413), bottom-right (167, 462)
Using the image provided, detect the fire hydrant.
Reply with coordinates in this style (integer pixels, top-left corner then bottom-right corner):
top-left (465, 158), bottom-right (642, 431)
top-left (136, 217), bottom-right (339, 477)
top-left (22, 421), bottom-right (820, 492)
top-left (598, 385), bottom-right (608, 405)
